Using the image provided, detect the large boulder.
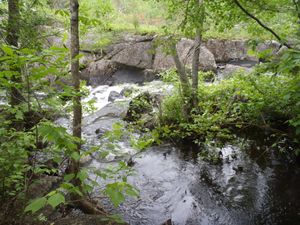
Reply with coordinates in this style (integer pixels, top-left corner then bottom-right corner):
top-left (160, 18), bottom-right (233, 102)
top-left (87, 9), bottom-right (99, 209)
top-left (205, 39), bottom-right (250, 63)
top-left (153, 38), bottom-right (217, 72)
top-left (83, 101), bottom-right (129, 144)
top-left (205, 39), bottom-right (282, 63)
top-left (81, 61), bottom-right (157, 86)
top-left (79, 52), bottom-right (100, 68)
top-left (84, 101), bottom-right (130, 125)
top-left (218, 64), bottom-right (253, 80)
top-left (80, 60), bottom-right (119, 86)
top-left (121, 34), bottom-right (155, 43)
top-left (110, 41), bottom-right (154, 69)
top-left (255, 40), bottom-right (282, 60)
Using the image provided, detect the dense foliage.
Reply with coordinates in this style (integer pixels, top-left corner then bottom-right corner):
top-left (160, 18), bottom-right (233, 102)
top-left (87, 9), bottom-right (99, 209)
top-left (159, 50), bottom-right (300, 155)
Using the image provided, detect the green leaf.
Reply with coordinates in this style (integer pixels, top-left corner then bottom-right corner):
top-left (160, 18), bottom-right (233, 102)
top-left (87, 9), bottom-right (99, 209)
top-left (99, 151), bottom-right (109, 159)
top-left (105, 183), bottom-right (125, 207)
top-left (47, 193), bottom-right (65, 208)
top-left (25, 197), bottom-right (47, 213)
top-left (126, 186), bottom-right (139, 197)
top-left (71, 152), bottom-right (81, 161)
top-left (2, 45), bottom-right (14, 56)
top-left (77, 169), bottom-right (88, 182)
top-left (64, 173), bottom-right (75, 182)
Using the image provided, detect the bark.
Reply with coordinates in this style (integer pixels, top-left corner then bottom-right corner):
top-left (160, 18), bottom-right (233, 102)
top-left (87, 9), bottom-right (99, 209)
top-left (191, 29), bottom-right (201, 109)
top-left (191, 0), bottom-right (204, 109)
top-left (171, 43), bottom-right (191, 120)
top-left (6, 0), bottom-right (19, 47)
top-left (7, 0), bottom-right (24, 130)
top-left (191, 30), bottom-right (201, 94)
top-left (69, 0), bottom-right (105, 215)
top-left (7, 0), bottom-right (23, 106)
top-left (69, 0), bottom-right (81, 194)
top-left (171, 43), bottom-right (190, 97)
top-left (233, 0), bottom-right (292, 49)
top-left (70, 0), bottom-right (81, 175)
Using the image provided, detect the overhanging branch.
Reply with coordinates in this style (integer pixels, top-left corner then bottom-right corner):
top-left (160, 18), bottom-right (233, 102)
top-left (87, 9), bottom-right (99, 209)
top-left (233, 0), bottom-right (292, 49)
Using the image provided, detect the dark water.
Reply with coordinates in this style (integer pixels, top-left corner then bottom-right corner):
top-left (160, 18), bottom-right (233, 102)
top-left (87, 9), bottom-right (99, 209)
top-left (95, 140), bottom-right (300, 225)
top-left (79, 79), bottom-right (300, 225)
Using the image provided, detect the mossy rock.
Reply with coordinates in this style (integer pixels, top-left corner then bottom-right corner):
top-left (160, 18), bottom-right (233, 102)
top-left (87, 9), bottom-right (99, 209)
top-left (125, 92), bottom-right (153, 122)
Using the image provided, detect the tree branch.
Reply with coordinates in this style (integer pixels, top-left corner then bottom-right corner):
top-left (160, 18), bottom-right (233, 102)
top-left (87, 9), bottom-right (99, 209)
top-left (233, 0), bottom-right (292, 49)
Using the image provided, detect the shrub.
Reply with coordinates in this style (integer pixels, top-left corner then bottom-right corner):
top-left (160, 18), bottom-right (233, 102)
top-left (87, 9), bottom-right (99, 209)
top-left (159, 68), bottom-right (300, 150)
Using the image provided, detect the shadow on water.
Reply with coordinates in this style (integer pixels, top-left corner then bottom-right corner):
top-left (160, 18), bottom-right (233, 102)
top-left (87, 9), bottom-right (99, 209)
top-left (77, 80), bottom-right (299, 225)
top-left (102, 133), bottom-right (300, 225)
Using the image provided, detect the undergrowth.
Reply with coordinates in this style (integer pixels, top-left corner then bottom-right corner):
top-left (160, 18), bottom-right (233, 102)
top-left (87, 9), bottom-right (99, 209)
top-left (158, 65), bottom-right (300, 155)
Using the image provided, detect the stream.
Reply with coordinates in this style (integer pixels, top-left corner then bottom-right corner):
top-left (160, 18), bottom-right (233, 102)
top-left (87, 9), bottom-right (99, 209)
top-left (58, 73), bottom-right (300, 225)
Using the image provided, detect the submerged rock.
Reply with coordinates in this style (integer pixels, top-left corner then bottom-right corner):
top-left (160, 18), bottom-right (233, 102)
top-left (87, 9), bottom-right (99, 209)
top-left (84, 101), bottom-right (129, 124)
top-left (108, 91), bottom-right (122, 102)
top-left (120, 87), bottom-right (135, 97)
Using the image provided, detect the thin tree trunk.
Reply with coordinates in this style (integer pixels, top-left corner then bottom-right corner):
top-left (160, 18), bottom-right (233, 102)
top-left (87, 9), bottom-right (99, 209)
top-left (70, 0), bottom-right (81, 184)
top-left (7, 1), bottom-right (22, 105)
top-left (191, 0), bottom-right (204, 109)
top-left (7, 0), bottom-right (24, 130)
top-left (7, 0), bottom-right (19, 47)
top-left (171, 43), bottom-right (190, 97)
top-left (171, 43), bottom-right (191, 119)
top-left (69, 0), bottom-right (105, 215)
top-left (191, 28), bottom-right (201, 108)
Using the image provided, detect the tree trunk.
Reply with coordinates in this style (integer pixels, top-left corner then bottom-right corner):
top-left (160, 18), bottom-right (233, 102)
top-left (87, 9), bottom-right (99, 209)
top-left (171, 43), bottom-right (190, 97)
top-left (7, 0), bottom-right (24, 130)
top-left (68, 0), bottom-right (105, 215)
top-left (171, 43), bottom-right (191, 119)
top-left (191, 28), bottom-right (201, 108)
top-left (7, 0), bottom-right (19, 47)
top-left (7, 0), bottom-right (20, 103)
top-left (191, 0), bottom-right (204, 109)
top-left (69, 0), bottom-right (81, 183)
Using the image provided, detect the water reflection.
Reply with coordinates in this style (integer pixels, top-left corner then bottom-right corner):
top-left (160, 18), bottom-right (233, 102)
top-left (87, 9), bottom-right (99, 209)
top-left (96, 142), bottom-right (300, 225)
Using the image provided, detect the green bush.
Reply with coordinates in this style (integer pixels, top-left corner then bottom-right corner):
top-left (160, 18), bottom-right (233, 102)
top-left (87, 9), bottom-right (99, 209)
top-left (159, 68), bottom-right (300, 148)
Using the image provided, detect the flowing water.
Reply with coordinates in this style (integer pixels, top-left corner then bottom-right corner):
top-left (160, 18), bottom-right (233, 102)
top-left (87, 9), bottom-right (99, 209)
top-left (64, 78), bottom-right (300, 225)
top-left (105, 144), bottom-right (300, 225)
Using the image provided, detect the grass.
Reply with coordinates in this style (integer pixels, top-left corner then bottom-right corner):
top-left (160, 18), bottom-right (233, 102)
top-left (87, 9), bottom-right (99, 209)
top-left (77, 0), bottom-right (286, 50)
